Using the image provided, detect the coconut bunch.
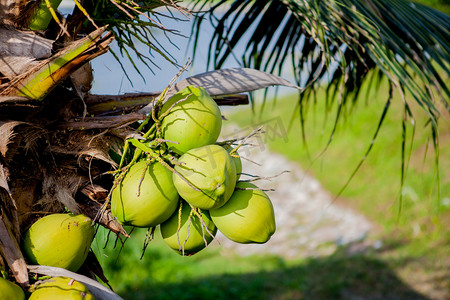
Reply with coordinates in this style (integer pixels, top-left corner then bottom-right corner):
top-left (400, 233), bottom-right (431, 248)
top-left (0, 1), bottom-right (296, 297)
top-left (110, 85), bottom-right (276, 256)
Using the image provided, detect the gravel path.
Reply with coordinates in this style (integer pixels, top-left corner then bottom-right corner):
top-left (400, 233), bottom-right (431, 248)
top-left (212, 124), bottom-right (374, 259)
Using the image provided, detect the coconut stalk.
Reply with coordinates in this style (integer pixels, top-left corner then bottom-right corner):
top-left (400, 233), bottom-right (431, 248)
top-left (85, 92), bottom-right (249, 116)
top-left (0, 26), bottom-right (113, 100)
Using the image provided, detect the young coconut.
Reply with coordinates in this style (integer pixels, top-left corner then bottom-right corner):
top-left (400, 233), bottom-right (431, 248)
top-left (160, 85), bottom-right (222, 154)
top-left (210, 182), bottom-right (276, 244)
top-left (111, 160), bottom-right (179, 227)
top-left (0, 277), bottom-right (25, 300)
top-left (160, 202), bottom-right (217, 255)
top-left (173, 144), bottom-right (236, 210)
top-left (23, 214), bottom-right (95, 272)
top-left (222, 144), bottom-right (242, 180)
top-left (29, 277), bottom-right (94, 300)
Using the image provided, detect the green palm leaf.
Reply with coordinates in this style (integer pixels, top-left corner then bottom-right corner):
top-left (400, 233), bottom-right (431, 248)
top-left (75, 0), bottom-right (189, 82)
top-left (191, 0), bottom-right (449, 113)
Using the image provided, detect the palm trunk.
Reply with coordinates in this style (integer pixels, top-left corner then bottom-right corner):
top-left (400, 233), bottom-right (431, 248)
top-left (0, 0), bottom-right (128, 288)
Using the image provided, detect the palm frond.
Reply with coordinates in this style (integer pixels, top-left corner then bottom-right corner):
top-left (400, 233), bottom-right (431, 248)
top-left (72, 0), bottom-right (190, 82)
top-left (191, 0), bottom-right (449, 115)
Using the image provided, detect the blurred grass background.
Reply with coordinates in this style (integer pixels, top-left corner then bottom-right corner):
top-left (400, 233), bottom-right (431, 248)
top-left (92, 72), bottom-right (449, 299)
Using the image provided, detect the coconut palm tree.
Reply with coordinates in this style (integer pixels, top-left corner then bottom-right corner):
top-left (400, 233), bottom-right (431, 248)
top-left (0, 1), bottom-right (288, 296)
top-left (0, 0), bottom-right (448, 297)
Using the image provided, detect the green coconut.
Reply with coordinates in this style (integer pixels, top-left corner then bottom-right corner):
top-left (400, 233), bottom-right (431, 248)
top-left (160, 202), bottom-right (217, 255)
top-left (160, 85), bottom-right (222, 154)
top-left (210, 182), bottom-right (276, 244)
top-left (23, 214), bottom-right (94, 272)
top-left (173, 144), bottom-right (236, 209)
top-left (0, 277), bottom-right (24, 300)
top-left (111, 160), bottom-right (179, 227)
top-left (222, 144), bottom-right (242, 180)
top-left (29, 277), bottom-right (94, 300)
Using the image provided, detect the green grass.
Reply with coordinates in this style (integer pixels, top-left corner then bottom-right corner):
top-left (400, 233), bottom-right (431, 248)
top-left (92, 227), bottom-right (432, 300)
top-left (92, 227), bottom-right (294, 299)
